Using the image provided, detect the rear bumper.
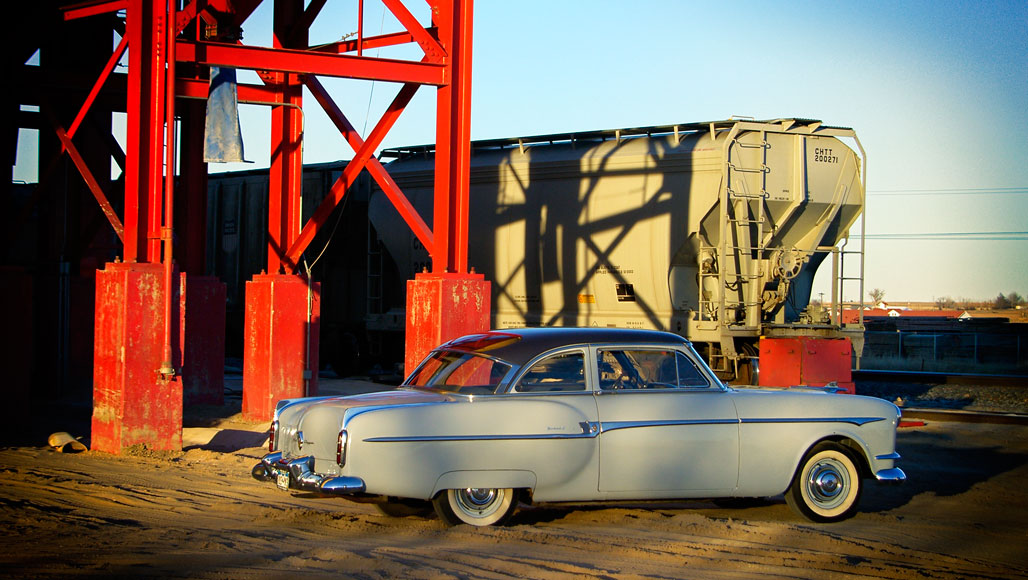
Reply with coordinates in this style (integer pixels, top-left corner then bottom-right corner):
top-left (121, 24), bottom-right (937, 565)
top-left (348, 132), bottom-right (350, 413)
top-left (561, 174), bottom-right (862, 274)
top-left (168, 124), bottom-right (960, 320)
top-left (252, 452), bottom-right (366, 495)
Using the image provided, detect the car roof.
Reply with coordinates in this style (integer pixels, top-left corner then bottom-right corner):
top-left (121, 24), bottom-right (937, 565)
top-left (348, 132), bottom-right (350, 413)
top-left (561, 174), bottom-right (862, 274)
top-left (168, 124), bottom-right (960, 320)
top-left (437, 327), bottom-right (690, 367)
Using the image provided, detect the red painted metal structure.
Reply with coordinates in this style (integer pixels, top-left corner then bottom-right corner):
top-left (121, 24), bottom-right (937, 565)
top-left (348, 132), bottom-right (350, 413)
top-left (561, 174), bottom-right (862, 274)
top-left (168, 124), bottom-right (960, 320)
top-left (759, 337), bottom-right (856, 394)
top-left (40, 0), bottom-right (484, 447)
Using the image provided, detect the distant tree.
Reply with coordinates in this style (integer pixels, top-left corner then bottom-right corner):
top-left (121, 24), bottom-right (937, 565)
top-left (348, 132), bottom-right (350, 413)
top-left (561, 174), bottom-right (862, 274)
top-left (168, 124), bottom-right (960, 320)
top-left (994, 293), bottom-right (1012, 309)
top-left (1008, 292), bottom-right (1025, 307)
top-left (868, 288), bottom-right (885, 304)
top-left (935, 296), bottom-right (956, 310)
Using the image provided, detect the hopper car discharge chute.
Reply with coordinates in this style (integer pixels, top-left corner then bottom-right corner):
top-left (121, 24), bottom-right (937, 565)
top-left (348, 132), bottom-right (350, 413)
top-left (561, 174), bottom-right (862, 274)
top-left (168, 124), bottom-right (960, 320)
top-left (369, 118), bottom-right (866, 384)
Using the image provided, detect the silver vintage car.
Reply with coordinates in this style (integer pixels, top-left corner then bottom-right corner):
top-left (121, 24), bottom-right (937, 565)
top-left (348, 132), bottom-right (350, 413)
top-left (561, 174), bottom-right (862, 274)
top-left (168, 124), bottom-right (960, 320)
top-left (253, 328), bottom-right (905, 526)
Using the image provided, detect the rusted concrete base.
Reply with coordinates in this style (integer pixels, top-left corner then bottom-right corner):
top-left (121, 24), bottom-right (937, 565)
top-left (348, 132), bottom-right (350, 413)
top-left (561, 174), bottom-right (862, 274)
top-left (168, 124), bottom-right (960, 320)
top-left (405, 273), bottom-right (491, 377)
top-left (242, 274), bottom-right (320, 422)
top-left (92, 262), bottom-right (183, 453)
top-left (180, 275), bottom-right (226, 406)
top-left (759, 337), bottom-right (855, 394)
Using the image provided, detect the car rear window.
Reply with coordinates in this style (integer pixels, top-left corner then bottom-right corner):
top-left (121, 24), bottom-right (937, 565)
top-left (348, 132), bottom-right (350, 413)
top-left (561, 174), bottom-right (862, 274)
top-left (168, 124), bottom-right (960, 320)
top-left (406, 351), bottom-right (512, 395)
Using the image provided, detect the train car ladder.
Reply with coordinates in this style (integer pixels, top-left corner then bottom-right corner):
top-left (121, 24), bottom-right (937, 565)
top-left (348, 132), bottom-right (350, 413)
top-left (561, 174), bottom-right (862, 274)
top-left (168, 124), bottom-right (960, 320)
top-left (715, 128), bottom-right (772, 329)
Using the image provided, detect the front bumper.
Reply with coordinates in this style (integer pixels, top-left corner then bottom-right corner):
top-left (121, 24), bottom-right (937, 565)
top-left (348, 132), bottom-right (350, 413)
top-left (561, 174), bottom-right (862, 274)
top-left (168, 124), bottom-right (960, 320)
top-left (874, 467), bottom-right (907, 484)
top-left (252, 452), bottom-right (366, 495)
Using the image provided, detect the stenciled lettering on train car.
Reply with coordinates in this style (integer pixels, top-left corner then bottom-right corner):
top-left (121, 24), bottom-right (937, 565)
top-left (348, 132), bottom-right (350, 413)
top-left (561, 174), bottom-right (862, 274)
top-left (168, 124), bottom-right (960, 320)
top-left (814, 147), bottom-right (839, 163)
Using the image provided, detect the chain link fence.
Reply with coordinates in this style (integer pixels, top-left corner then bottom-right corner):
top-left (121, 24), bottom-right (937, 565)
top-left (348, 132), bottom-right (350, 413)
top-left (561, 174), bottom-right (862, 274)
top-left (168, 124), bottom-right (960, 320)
top-left (861, 330), bottom-right (1027, 374)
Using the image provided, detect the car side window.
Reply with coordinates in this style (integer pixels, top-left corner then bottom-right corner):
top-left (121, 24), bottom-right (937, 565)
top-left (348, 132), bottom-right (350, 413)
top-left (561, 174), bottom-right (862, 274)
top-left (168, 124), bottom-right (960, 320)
top-left (674, 351), bottom-right (712, 387)
top-left (598, 349), bottom-right (710, 390)
top-left (514, 351), bottom-right (586, 393)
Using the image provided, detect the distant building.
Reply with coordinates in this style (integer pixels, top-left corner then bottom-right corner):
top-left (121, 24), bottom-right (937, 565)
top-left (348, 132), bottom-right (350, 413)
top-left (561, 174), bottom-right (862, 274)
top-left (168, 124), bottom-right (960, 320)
top-left (842, 309), bottom-right (969, 324)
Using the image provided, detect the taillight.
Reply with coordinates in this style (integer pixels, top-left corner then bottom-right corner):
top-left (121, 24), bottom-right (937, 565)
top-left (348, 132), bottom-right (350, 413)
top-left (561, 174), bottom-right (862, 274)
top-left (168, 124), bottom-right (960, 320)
top-left (336, 429), bottom-right (348, 466)
top-left (269, 420), bottom-right (279, 452)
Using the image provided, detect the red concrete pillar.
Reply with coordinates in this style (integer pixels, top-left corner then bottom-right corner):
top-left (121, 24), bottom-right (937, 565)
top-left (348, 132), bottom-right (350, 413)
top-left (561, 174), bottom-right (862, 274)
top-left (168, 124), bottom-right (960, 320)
top-left (92, 262), bottom-right (182, 453)
top-left (405, 272), bottom-right (491, 376)
top-left (180, 274), bottom-right (226, 406)
top-left (242, 274), bottom-right (320, 421)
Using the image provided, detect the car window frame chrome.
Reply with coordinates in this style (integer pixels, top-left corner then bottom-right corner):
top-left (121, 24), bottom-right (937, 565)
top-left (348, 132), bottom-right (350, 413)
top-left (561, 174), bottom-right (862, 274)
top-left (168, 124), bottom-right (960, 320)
top-left (503, 345), bottom-right (592, 394)
top-left (587, 342), bottom-right (726, 394)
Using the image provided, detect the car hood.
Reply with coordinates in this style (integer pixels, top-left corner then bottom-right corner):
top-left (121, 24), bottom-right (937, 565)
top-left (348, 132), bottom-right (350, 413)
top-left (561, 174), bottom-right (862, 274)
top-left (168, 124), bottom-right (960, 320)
top-left (729, 387), bottom-right (901, 422)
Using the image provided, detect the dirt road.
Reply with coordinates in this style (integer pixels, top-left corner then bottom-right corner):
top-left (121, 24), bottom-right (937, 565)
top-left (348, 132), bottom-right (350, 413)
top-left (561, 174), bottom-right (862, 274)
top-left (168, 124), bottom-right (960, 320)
top-left (1, 419), bottom-right (1026, 579)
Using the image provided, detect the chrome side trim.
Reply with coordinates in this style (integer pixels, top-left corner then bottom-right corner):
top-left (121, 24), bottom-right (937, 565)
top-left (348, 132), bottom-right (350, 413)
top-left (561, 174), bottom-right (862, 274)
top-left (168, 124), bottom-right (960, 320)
top-left (875, 452), bottom-right (902, 461)
top-left (365, 431), bottom-right (598, 443)
top-left (741, 416), bottom-right (887, 427)
top-left (364, 416), bottom-right (887, 443)
top-left (599, 419), bottom-right (738, 433)
top-left (874, 467), bottom-right (907, 484)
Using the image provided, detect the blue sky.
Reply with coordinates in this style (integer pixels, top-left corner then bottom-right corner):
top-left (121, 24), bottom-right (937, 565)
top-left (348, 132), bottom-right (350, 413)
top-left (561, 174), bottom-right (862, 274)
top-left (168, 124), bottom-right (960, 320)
top-left (15, 1), bottom-right (1028, 302)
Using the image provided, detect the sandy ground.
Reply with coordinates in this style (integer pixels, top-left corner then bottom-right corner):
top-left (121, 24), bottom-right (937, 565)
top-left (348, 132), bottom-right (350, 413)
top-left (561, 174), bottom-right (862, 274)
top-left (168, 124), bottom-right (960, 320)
top-left (1, 385), bottom-right (1027, 579)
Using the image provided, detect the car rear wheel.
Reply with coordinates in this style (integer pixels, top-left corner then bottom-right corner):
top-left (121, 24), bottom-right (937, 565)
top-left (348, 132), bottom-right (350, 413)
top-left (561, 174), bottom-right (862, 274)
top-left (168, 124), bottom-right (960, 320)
top-left (433, 488), bottom-right (517, 526)
top-left (786, 442), bottom-right (862, 522)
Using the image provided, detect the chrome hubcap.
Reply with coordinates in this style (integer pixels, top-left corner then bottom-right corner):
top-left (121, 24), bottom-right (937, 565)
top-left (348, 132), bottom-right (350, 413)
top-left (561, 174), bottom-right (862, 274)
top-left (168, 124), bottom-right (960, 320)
top-left (807, 458), bottom-right (848, 508)
top-left (454, 488), bottom-right (500, 516)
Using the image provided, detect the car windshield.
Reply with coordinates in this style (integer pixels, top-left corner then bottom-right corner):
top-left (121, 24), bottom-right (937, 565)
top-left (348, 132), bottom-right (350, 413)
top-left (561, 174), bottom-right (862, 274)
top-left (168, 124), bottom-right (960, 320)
top-left (405, 350), bottom-right (513, 395)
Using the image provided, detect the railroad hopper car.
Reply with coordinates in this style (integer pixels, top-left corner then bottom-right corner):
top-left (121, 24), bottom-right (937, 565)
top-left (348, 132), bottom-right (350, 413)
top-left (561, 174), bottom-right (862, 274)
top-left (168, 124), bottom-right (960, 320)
top-left (369, 119), bottom-right (867, 380)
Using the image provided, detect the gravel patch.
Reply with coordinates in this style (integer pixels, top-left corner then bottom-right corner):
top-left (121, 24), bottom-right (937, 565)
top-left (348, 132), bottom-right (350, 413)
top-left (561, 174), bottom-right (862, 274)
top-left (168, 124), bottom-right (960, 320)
top-left (857, 381), bottom-right (1028, 415)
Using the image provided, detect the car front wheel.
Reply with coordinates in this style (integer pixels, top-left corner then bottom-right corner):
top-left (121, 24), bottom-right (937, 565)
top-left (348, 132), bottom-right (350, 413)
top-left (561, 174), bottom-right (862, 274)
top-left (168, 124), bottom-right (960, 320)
top-left (786, 442), bottom-right (862, 522)
top-left (433, 487), bottom-right (517, 526)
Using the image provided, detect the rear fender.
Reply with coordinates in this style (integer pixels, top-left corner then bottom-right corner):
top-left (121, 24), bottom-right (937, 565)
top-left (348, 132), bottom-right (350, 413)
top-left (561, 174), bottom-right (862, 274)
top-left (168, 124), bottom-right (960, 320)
top-left (432, 470), bottom-right (537, 497)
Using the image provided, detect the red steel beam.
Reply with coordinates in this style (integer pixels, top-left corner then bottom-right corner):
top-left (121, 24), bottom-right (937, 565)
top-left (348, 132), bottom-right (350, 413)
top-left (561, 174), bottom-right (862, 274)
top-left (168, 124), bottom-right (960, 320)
top-left (430, 0), bottom-right (473, 273)
top-left (160, 0), bottom-right (178, 379)
top-left (176, 40), bottom-right (446, 85)
top-left (63, 0), bottom-right (127, 20)
top-left (122, 0), bottom-right (155, 262)
top-left (144, 0), bottom-right (167, 263)
top-left (311, 29), bottom-right (437, 55)
top-left (266, 0), bottom-right (307, 274)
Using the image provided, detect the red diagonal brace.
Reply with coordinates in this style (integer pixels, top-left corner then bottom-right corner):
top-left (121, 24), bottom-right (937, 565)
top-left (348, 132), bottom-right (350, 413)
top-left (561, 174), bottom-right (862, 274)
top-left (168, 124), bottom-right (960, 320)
top-left (67, 34), bottom-right (129, 144)
top-left (63, 0), bottom-right (127, 20)
top-left (301, 76), bottom-right (434, 256)
top-left (53, 123), bottom-right (125, 242)
top-left (382, 0), bottom-right (445, 60)
top-left (285, 79), bottom-right (432, 266)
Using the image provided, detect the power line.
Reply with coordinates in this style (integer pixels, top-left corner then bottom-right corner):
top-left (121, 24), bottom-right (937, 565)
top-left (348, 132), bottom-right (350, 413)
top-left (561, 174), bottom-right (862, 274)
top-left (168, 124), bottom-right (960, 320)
top-left (856, 231), bottom-right (1028, 241)
top-left (868, 187), bottom-right (1028, 196)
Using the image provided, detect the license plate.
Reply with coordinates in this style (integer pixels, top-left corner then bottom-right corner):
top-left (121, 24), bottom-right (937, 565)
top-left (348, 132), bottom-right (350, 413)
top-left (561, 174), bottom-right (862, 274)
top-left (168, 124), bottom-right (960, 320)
top-left (275, 470), bottom-right (290, 491)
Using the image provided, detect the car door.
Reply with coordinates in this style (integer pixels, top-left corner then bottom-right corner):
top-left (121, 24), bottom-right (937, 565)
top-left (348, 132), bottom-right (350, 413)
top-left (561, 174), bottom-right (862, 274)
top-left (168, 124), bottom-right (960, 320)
top-left (594, 346), bottom-right (740, 495)
top-left (506, 348), bottom-right (603, 502)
